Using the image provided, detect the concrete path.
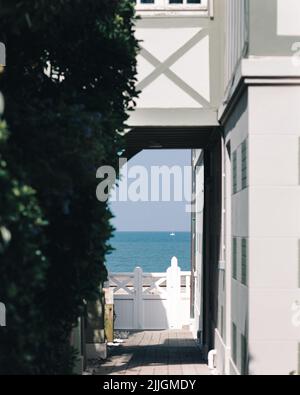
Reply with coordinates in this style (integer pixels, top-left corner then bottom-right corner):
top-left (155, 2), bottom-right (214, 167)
top-left (93, 330), bottom-right (211, 375)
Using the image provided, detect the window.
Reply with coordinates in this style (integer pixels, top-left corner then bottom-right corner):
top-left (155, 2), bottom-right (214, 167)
top-left (135, 0), bottom-right (208, 11)
top-left (241, 238), bottom-right (248, 286)
top-left (241, 139), bottom-right (248, 190)
top-left (232, 238), bottom-right (237, 280)
top-left (232, 322), bottom-right (237, 364)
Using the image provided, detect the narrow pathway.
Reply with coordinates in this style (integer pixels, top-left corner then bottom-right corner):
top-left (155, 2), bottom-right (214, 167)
top-left (92, 330), bottom-right (211, 375)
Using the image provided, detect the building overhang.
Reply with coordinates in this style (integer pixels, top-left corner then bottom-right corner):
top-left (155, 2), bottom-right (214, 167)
top-left (124, 125), bottom-right (218, 159)
top-left (128, 108), bottom-right (219, 129)
top-left (218, 57), bottom-right (300, 125)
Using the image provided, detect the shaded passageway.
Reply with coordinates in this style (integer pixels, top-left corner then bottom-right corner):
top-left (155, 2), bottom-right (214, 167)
top-left (91, 330), bottom-right (210, 375)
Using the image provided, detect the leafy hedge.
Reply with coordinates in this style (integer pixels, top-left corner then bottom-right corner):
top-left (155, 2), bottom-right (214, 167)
top-left (0, 0), bottom-right (138, 374)
top-left (0, 121), bottom-right (50, 373)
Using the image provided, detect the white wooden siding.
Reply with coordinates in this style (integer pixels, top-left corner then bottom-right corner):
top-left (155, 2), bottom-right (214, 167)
top-left (225, 0), bottom-right (248, 92)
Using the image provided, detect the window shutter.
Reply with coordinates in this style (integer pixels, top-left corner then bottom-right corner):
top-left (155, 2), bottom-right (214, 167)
top-left (232, 322), bottom-right (237, 364)
top-left (241, 139), bottom-right (248, 190)
top-left (241, 238), bottom-right (248, 286)
top-left (232, 237), bottom-right (238, 280)
top-left (232, 150), bottom-right (238, 194)
top-left (241, 334), bottom-right (248, 375)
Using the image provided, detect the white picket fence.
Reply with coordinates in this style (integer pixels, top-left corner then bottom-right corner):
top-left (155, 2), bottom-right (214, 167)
top-left (108, 257), bottom-right (191, 330)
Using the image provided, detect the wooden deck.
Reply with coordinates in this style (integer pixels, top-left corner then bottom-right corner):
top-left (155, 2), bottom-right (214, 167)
top-left (92, 330), bottom-right (211, 375)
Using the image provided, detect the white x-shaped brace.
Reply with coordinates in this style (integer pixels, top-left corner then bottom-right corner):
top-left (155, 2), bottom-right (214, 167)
top-left (110, 276), bottom-right (135, 296)
top-left (137, 29), bottom-right (210, 108)
top-left (143, 277), bottom-right (167, 295)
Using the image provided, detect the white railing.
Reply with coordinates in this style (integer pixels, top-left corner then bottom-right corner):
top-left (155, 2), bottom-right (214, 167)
top-left (108, 257), bottom-right (191, 330)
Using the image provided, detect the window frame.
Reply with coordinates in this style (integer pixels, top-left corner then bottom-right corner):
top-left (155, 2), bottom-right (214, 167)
top-left (135, 0), bottom-right (209, 12)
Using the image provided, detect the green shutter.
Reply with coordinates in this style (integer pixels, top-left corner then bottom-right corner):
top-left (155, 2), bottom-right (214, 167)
top-left (232, 238), bottom-right (237, 280)
top-left (232, 150), bottom-right (238, 194)
top-left (232, 322), bottom-right (237, 364)
top-left (241, 334), bottom-right (248, 375)
top-left (241, 139), bottom-right (248, 190)
top-left (241, 238), bottom-right (248, 286)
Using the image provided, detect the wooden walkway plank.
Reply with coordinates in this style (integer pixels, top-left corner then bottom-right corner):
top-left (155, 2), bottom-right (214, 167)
top-left (92, 329), bottom-right (210, 376)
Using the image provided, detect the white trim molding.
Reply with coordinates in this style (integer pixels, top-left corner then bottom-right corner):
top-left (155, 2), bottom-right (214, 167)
top-left (218, 56), bottom-right (300, 124)
top-left (242, 57), bottom-right (300, 78)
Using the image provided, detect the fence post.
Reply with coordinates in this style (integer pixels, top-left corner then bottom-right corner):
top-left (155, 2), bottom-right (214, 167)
top-left (167, 257), bottom-right (181, 329)
top-left (104, 287), bottom-right (114, 343)
top-left (133, 267), bottom-right (143, 329)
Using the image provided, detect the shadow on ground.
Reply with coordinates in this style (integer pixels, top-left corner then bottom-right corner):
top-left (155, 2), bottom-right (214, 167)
top-left (87, 330), bottom-right (210, 376)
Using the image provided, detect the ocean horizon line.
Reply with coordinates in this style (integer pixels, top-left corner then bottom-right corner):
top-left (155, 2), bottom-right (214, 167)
top-left (107, 231), bottom-right (191, 272)
top-left (112, 230), bottom-right (190, 233)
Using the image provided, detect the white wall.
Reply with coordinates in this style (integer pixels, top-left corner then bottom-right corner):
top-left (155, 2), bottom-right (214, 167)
top-left (222, 85), bottom-right (300, 375)
top-left (247, 85), bottom-right (300, 375)
top-left (222, 91), bottom-right (249, 375)
top-left (277, 0), bottom-right (300, 36)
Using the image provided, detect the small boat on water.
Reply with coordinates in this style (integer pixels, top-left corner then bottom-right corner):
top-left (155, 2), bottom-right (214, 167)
top-left (170, 232), bottom-right (176, 236)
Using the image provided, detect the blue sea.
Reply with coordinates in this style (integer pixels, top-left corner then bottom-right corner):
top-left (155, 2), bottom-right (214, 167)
top-left (106, 232), bottom-right (191, 273)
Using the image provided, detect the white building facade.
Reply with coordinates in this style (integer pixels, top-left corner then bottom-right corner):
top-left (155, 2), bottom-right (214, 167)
top-left (127, 0), bottom-right (300, 375)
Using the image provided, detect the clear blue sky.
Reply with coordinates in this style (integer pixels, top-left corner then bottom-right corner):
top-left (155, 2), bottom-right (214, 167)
top-left (109, 149), bottom-right (192, 232)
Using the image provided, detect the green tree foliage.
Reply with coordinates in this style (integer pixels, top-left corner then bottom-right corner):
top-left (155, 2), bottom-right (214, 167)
top-left (0, 121), bottom-right (49, 373)
top-left (0, 0), bottom-right (138, 374)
